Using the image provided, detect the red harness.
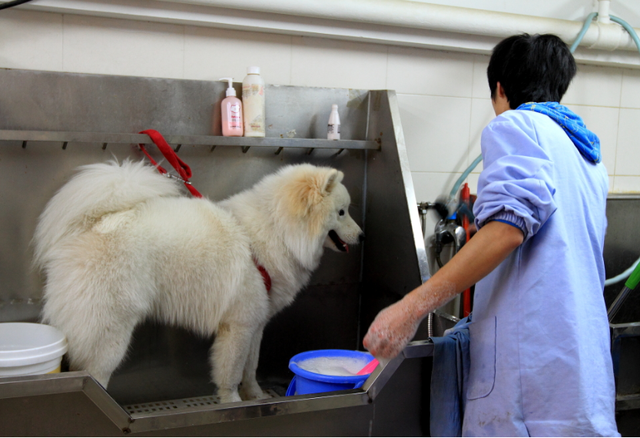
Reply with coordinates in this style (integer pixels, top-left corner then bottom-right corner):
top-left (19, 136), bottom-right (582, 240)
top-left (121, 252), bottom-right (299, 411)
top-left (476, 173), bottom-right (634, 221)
top-left (139, 129), bottom-right (272, 293)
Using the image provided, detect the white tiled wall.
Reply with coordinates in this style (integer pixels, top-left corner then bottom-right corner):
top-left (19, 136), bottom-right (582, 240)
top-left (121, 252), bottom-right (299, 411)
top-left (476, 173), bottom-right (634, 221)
top-left (2, 8), bottom-right (640, 201)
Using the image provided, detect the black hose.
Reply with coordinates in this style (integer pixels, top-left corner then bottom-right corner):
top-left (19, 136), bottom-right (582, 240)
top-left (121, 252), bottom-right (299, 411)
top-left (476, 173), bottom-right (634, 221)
top-left (0, 0), bottom-right (34, 11)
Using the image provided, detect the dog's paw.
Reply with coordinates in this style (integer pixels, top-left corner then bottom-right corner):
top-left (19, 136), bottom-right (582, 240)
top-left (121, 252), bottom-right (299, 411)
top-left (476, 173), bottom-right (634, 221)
top-left (217, 388), bottom-right (242, 404)
top-left (239, 383), bottom-right (268, 401)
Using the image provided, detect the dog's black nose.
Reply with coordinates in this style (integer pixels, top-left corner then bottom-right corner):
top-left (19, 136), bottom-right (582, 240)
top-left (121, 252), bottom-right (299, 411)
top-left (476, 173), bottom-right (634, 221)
top-left (358, 232), bottom-right (365, 243)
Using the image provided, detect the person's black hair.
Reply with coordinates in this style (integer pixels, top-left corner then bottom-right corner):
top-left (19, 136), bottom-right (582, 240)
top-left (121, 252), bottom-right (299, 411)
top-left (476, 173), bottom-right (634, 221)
top-left (487, 33), bottom-right (576, 109)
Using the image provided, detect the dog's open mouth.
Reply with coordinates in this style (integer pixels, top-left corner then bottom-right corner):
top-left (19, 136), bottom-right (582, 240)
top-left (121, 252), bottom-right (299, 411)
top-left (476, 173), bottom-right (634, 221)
top-left (328, 230), bottom-right (349, 253)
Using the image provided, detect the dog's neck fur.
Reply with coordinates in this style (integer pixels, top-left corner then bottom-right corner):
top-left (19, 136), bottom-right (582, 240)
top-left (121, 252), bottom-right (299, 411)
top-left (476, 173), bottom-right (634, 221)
top-left (219, 195), bottom-right (322, 316)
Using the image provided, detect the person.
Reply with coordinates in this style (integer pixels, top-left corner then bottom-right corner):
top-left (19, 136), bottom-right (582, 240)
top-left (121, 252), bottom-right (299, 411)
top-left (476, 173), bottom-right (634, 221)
top-left (363, 33), bottom-right (619, 437)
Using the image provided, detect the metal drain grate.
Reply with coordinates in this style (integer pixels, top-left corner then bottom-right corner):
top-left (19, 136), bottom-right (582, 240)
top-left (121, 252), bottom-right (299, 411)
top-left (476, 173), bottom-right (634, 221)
top-left (123, 389), bottom-right (279, 414)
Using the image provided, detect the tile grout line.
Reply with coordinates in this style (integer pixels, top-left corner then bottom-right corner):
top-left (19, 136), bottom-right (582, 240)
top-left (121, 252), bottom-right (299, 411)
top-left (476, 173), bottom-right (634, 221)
top-left (612, 70), bottom-right (625, 187)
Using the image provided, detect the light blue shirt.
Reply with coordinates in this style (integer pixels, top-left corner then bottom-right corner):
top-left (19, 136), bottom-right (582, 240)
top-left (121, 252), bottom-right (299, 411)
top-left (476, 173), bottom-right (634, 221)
top-left (464, 109), bottom-right (618, 436)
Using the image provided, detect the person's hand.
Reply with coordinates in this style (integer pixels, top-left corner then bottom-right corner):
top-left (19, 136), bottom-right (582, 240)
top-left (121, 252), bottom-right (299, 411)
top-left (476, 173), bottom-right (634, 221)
top-left (363, 295), bottom-right (422, 359)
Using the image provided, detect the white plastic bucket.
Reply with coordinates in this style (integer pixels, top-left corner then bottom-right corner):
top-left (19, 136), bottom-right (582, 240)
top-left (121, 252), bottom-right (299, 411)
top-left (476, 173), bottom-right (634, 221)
top-left (0, 323), bottom-right (68, 377)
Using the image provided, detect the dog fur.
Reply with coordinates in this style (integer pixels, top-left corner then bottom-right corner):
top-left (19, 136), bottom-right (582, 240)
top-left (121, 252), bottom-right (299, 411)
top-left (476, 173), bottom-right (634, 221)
top-left (33, 160), bottom-right (363, 403)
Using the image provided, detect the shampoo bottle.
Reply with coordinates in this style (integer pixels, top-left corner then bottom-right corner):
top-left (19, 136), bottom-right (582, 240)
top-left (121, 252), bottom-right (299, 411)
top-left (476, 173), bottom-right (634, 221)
top-left (327, 104), bottom-right (341, 140)
top-left (242, 66), bottom-right (266, 138)
top-left (219, 78), bottom-right (243, 137)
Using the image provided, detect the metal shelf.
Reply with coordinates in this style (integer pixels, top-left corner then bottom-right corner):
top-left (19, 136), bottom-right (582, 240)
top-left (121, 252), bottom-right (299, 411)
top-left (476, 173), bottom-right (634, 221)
top-left (0, 130), bottom-right (380, 152)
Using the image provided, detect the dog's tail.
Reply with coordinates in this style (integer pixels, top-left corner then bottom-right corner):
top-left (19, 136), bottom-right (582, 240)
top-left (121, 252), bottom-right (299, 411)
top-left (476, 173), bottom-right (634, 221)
top-left (33, 159), bottom-right (181, 270)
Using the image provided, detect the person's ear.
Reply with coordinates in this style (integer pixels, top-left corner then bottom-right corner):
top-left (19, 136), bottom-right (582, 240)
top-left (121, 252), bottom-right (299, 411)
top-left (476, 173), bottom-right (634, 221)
top-left (496, 82), bottom-right (507, 99)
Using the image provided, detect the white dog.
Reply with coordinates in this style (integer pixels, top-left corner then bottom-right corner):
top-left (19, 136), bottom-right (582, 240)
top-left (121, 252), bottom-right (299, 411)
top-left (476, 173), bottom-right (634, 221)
top-left (33, 160), bottom-right (363, 403)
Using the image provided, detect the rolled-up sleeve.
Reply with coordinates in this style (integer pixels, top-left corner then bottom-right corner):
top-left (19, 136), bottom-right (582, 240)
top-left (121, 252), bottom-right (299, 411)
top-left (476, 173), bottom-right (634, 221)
top-left (474, 114), bottom-right (557, 242)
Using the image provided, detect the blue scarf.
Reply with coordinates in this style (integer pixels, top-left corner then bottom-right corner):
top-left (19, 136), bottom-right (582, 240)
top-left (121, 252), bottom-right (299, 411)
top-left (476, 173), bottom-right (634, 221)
top-left (517, 102), bottom-right (601, 163)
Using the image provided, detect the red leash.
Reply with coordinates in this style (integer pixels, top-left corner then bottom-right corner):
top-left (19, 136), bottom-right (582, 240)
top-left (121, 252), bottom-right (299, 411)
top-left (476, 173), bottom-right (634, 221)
top-left (138, 129), bottom-right (271, 293)
top-left (139, 129), bottom-right (203, 198)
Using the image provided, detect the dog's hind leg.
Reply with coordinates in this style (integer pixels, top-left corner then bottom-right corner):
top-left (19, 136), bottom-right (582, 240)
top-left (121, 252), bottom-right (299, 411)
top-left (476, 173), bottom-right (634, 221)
top-left (66, 318), bottom-right (138, 389)
top-left (41, 235), bottom-right (147, 390)
top-left (239, 324), bottom-right (267, 401)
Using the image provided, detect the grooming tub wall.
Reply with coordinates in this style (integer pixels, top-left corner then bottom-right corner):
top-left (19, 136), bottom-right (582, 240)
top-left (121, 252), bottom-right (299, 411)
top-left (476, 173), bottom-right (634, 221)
top-left (0, 69), bottom-right (437, 436)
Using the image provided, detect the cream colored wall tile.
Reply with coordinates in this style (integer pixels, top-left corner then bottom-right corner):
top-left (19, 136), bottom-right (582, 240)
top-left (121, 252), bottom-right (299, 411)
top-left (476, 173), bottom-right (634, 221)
top-left (184, 26), bottom-right (292, 85)
top-left (471, 54), bottom-right (490, 99)
top-left (468, 97), bottom-right (495, 163)
top-left (612, 176), bottom-right (640, 193)
top-left (63, 15), bottom-right (184, 78)
top-left (412, 171), bottom-right (461, 203)
top-left (398, 94), bottom-right (471, 173)
top-left (565, 104), bottom-right (619, 175)
top-left (290, 37), bottom-right (387, 90)
top-left (387, 46), bottom-right (474, 97)
top-left (615, 108), bottom-right (640, 176)
top-left (563, 64), bottom-right (622, 107)
top-left (620, 69), bottom-right (640, 109)
top-left (0, 10), bottom-right (63, 71)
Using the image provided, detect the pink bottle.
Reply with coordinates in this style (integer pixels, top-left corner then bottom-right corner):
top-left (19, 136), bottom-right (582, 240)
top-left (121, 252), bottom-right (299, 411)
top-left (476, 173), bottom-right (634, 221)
top-left (219, 77), bottom-right (243, 137)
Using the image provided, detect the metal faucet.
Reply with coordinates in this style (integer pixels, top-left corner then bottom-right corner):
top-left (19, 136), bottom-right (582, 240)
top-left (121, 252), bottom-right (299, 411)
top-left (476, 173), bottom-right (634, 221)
top-left (434, 219), bottom-right (466, 267)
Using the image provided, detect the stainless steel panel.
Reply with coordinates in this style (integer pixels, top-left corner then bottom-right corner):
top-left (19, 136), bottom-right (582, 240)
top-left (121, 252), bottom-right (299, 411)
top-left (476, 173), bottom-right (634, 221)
top-left (0, 340), bottom-right (434, 436)
top-left (359, 90), bottom-right (433, 344)
top-left (0, 69), bottom-right (369, 140)
top-left (604, 195), bottom-right (640, 324)
top-left (0, 69), bottom-right (434, 436)
top-left (604, 197), bottom-right (640, 419)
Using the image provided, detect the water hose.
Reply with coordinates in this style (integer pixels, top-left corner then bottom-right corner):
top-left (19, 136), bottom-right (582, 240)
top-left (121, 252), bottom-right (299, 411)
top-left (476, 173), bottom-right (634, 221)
top-left (0, 0), bottom-right (34, 11)
top-left (608, 261), bottom-right (640, 321)
top-left (448, 153), bottom-right (483, 202)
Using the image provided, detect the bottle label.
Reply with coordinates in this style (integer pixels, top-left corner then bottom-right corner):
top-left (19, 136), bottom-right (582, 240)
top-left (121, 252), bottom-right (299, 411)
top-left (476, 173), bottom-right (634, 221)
top-left (328, 124), bottom-right (340, 134)
top-left (229, 102), bottom-right (242, 128)
top-left (248, 115), bottom-right (265, 133)
top-left (243, 84), bottom-right (264, 97)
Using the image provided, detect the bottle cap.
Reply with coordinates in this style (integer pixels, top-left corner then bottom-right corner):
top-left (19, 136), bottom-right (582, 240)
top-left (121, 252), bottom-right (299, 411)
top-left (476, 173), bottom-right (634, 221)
top-left (247, 66), bottom-right (260, 75)
top-left (219, 77), bottom-right (236, 97)
top-left (332, 104), bottom-right (338, 111)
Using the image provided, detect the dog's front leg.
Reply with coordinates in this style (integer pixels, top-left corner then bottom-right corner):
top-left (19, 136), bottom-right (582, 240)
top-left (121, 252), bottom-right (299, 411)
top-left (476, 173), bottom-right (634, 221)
top-left (211, 321), bottom-right (255, 404)
top-left (239, 323), bottom-right (267, 400)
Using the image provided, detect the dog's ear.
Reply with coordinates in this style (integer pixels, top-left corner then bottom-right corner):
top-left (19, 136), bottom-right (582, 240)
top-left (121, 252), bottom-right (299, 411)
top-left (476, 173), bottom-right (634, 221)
top-left (275, 165), bottom-right (343, 270)
top-left (321, 169), bottom-right (344, 196)
top-left (283, 167), bottom-right (342, 217)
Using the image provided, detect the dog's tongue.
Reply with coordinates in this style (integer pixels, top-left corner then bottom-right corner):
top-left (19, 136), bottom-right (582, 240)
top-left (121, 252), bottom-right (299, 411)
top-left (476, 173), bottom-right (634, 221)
top-left (329, 230), bottom-right (349, 253)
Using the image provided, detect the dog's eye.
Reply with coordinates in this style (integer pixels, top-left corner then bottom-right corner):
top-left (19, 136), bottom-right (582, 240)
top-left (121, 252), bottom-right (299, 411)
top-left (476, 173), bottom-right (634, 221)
top-left (339, 209), bottom-right (345, 216)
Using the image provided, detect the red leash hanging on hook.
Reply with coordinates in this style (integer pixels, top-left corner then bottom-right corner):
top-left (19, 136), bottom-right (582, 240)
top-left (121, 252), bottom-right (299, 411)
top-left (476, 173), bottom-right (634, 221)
top-left (138, 129), bottom-right (203, 198)
top-left (138, 129), bottom-right (271, 293)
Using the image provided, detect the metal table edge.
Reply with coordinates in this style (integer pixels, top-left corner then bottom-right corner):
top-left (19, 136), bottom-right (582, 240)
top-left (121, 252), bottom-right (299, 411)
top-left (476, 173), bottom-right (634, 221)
top-left (0, 340), bottom-right (434, 434)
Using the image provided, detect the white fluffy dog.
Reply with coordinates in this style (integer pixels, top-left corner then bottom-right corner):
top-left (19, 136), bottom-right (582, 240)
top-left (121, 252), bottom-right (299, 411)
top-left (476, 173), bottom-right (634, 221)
top-left (33, 160), bottom-right (363, 403)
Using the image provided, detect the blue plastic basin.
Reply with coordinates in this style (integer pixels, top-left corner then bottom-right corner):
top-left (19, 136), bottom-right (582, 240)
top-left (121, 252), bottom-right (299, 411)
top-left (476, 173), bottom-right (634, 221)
top-left (286, 349), bottom-right (374, 396)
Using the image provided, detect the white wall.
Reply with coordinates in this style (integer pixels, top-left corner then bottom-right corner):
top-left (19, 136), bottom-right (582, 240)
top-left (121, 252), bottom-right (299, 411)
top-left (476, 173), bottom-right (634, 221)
top-left (1, 3), bottom-right (640, 204)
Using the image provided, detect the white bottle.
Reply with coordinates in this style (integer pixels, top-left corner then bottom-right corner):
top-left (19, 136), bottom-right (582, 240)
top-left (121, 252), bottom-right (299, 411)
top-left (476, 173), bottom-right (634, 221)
top-left (327, 104), bottom-right (341, 140)
top-left (242, 66), bottom-right (266, 138)
top-left (219, 78), bottom-right (243, 137)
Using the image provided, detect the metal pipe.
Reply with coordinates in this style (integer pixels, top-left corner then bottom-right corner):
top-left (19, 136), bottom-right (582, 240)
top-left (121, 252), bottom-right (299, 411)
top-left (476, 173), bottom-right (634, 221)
top-left (159, 0), bottom-right (640, 52)
top-left (598, 0), bottom-right (611, 24)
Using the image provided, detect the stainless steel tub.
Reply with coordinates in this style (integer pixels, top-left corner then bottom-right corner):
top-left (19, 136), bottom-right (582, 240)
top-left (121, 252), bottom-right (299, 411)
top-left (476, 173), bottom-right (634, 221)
top-left (0, 69), bottom-right (444, 436)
